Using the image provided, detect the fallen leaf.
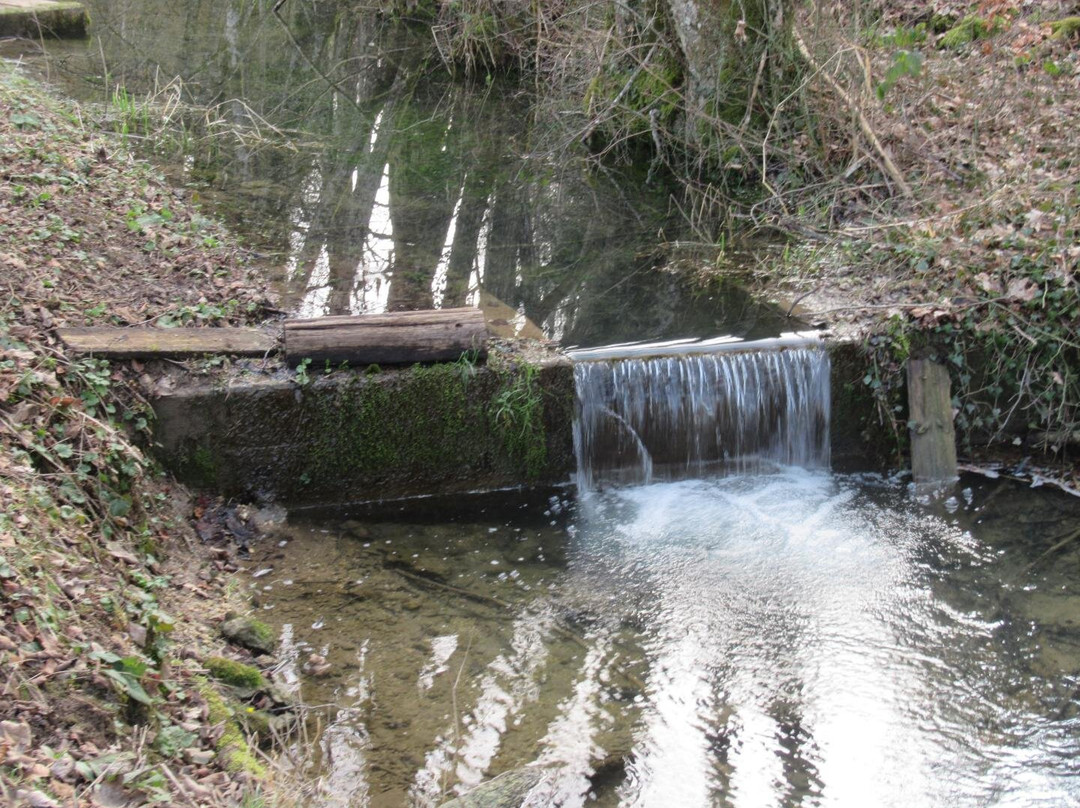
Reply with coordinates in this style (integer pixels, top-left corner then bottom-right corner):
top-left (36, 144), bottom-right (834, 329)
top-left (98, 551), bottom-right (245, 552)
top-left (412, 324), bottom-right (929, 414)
top-left (105, 544), bottom-right (139, 565)
top-left (1006, 277), bottom-right (1039, 302)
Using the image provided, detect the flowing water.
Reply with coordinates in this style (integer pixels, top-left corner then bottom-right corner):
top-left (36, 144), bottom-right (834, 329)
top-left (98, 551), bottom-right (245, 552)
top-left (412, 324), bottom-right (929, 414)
top-left (11, 4), bottom-right (1080, 805)
top-left (572, 340), bottom-right (831, 489)
top-left (253, 472), bottom-right (1080, 807)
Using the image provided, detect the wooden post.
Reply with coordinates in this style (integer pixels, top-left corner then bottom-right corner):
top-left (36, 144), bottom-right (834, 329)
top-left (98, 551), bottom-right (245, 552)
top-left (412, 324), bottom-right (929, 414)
top-left (283, 307), bottom-right (488, 367)
top-left (907, 358), bottom-right (958, 484)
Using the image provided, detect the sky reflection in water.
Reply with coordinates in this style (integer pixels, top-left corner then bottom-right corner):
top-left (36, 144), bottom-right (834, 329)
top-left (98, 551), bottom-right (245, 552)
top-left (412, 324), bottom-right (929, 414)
top-left (256, 470), bottom-right (1080, 807)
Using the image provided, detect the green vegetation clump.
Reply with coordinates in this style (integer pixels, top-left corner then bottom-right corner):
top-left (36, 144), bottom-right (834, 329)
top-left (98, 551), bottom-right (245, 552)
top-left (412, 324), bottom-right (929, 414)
top-left (198, 679), bottom-right (268, 778)
top-left (939, 15), bottom-right (997, 49)
top-left (205, 655), bottom-right (267, 690)
top-left (494, 362), bottom-right (548, 480)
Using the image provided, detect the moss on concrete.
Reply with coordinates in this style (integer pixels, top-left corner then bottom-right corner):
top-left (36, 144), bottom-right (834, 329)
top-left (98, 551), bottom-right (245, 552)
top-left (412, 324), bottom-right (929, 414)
top-left (152, 351), bottom-right (575, 504)
top-left (0, 1), bottom-right (87, 38)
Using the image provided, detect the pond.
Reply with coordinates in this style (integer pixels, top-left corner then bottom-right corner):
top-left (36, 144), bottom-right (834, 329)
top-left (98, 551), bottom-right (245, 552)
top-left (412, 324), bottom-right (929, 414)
top-left (250, 471), bottom-right (1080, 807)
top-left (17, 0), bottom-right (794, 348)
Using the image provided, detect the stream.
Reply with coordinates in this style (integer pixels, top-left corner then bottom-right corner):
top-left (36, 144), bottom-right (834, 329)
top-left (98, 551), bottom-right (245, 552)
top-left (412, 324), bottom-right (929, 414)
top-left (12, 0), bottom-right (790, 346)
top-left (252, 471), bottom-right (1080, 807)
top-left (9, 3), bottom-right (1080, 805)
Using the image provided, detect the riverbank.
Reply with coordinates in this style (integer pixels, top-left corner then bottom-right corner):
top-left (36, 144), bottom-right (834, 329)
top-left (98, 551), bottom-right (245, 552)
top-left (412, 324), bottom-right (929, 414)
top-left (0, 62), bottom-right (291, 807)
top-left (738, 2), bottom-right (1079, 477)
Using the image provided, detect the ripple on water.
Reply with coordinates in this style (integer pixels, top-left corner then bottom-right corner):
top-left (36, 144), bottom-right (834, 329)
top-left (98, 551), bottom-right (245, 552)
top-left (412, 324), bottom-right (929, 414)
top-left (251, 470), bottom-right (1080, 807)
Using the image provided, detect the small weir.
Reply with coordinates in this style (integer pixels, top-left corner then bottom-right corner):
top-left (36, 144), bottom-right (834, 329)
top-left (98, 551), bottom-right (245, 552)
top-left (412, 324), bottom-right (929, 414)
top-left (570, 334), bottom-right (831, 489)
top-left (16, 3), bottom-right (1080, 804)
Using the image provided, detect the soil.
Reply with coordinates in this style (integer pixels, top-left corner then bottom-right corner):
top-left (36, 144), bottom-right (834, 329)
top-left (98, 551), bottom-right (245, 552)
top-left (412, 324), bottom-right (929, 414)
top-left (1, 62), bottom-right (291, 807)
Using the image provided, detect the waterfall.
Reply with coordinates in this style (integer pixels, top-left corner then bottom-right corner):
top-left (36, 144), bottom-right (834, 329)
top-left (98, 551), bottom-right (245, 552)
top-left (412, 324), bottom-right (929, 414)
top-left (570, 335), bottom-right (831, 490)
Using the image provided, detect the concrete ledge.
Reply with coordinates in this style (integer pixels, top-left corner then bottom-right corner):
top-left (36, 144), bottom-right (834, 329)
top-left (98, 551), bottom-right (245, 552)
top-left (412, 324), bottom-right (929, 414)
top-left (828, 340), bottom-right (899, 469)
top-left (0, 0), bottom-right (87, 39)
top-left (151, 352), bottom-right (575, 505)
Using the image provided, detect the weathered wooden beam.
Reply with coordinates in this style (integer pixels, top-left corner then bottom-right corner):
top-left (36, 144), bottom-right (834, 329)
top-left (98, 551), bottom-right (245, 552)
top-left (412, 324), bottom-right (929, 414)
top-left (283, 307), bottom-right (488, 367)
top-left (907, 358), bottom-right (958, 484)
top-left (57, 327), bottom-right (279, 359)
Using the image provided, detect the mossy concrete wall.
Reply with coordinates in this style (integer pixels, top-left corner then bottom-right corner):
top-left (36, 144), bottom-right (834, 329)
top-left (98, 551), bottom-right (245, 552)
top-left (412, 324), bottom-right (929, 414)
top-left (827, 341), bottom-right (900, 470)
top-left (152, 357), bottom-right (575, 505)
top-left (0, 1), bottom-right (87, 38)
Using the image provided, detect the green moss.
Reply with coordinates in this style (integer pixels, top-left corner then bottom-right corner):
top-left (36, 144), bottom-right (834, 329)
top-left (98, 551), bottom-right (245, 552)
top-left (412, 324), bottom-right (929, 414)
top-left (197, 678), bottom-right (267, 778)
top-left (205, 656), bottom-right (266, 690)
top-left (221, 616), bottom-right (275, 655)
top-left (238, 708), bottom-right (274, 739)
top-left (1048, 17), bottom-right (1080, 40)
top-left (297, 358), bottom-right (554, 489)
top-left (584, 40), bottom-right (684, 143)
top-left (186, 444), bottom-right (218, 487)
top-left (939, 15), bottom-right (996, 49)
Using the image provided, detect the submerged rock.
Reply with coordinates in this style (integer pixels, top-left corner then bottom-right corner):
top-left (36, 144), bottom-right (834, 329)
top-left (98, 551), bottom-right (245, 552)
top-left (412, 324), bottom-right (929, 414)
top-left (438, 767), bottom-right (546, 808)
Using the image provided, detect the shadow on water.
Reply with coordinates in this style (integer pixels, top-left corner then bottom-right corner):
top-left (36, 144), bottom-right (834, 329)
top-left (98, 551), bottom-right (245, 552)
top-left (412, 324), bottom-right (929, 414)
top-left (18, 0), bottom-right (795, 347)
top-left (248, 473), bottom-right (1080, 807)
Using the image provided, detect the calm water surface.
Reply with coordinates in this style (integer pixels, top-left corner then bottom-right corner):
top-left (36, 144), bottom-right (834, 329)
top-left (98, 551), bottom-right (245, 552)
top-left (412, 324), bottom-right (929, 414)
top-left (249, 472), bottom-right (1080, 806)
top-left (15, 0), bottom-right (794, 347)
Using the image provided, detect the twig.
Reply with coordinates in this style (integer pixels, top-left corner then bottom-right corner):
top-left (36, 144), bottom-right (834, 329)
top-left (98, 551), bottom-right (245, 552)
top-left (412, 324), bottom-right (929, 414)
top-left (786, 285), bottom-right (824, 317)
top-left (792, 27), bottom-right (915, 200)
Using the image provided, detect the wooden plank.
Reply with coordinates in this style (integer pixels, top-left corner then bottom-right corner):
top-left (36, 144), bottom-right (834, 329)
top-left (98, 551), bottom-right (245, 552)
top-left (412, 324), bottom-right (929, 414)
top-left (283, 308), bottom-right (488, 367)
top-left (907, 358), bottom-right (958, 484)
top-left (57, 327), bottom-right (279, 359)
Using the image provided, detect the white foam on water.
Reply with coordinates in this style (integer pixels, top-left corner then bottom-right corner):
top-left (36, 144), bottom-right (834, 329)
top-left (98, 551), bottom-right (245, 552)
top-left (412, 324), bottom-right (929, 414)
top-left (571, 469), bottom-right (1011, 807)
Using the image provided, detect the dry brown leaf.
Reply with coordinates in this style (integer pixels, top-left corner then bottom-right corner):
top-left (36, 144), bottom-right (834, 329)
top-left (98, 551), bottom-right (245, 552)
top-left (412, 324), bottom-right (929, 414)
top-left (1006, 277), bottom-right (1039, 302)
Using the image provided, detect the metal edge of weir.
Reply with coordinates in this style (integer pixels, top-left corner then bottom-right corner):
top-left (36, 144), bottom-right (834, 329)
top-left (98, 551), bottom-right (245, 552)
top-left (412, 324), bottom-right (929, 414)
top-left (564, 331), bottom-right (827, 362)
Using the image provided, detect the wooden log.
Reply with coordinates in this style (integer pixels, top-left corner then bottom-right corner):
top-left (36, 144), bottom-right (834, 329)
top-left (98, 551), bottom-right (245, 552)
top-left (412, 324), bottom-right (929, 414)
top-left (283, 307), bottom-right (488, 367)
top-left (57, 327), bottom-right (278, 359)
top-left (907, 358), bottom-right (958, 484)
